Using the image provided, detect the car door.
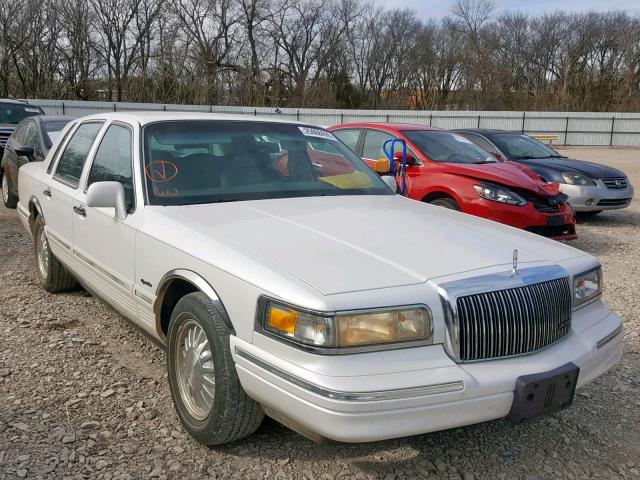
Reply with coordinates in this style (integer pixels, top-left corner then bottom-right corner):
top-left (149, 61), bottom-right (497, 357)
top-left (45, 121), bottom-right (105, 265)
top-left (361, 129), bottom-right (423, 196)
top-left (72, 121), bottom-right (139, 319)
top-left (3, 120), bottom-right (28, 184)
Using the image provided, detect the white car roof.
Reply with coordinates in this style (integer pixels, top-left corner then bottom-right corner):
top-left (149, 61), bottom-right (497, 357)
top-left (76, 111), bottom-right (310, 126)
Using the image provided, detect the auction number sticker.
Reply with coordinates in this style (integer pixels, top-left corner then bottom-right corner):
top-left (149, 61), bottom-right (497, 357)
top-left (299, 126), bottom-right (337, 141)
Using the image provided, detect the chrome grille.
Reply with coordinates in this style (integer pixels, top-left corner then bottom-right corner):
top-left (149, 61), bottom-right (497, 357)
top-left (455, 277), bottom-right (572, 361)
top-left (601, 177), bottom-right (628, 189)
top-left (0, 130), bottom-right (11, 147)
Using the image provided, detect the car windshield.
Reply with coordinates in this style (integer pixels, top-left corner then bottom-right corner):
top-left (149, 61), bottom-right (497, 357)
top-left (401, 130), bottom-right (496, 164)
top-left (43, 120), bottom-right (72, 147)
top-left (0, 103), bottom-right (44, 124)
top-left (489, 133), bottom-right (562, 160)
top-left (143, 121), bottom-right (392, 205)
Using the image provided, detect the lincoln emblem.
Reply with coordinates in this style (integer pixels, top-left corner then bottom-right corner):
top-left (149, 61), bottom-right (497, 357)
top-left (512, 249), bottom-right (519, 276)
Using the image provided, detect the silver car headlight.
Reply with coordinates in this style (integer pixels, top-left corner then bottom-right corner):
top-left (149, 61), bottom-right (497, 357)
top-left (574, 267), bottom-right (602, 308)
top-left (473, 184), bottom-right (527, 206)
top-left (261, 300), bottom-right (433, 350)
top-left (561, 172), bottom-right (596, 186)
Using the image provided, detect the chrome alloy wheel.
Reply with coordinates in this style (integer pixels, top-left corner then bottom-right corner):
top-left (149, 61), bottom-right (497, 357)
top-left (37, 229), bottom-right (50, 279)
top-left (1, 174), bottom-right (8, 205)
top-left (175, 319), bottom-right (216, 420)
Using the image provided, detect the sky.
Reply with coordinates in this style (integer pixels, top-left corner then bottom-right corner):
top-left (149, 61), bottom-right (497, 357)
top-left (380, 0), bottom-right (640, 18)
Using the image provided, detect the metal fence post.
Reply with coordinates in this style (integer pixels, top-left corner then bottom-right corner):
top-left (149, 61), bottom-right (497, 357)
top-left (429, 113), bottom-right (432, 126)
top-left (564, 116), bottom-right (569, 145)
top-left (386, 113), bottom-right (390, 122)
top-left (113, 103), bottom-right (117, 112)
top-left (610, 116), bottom-right (616, 146)
top-left (477, 115), bottom-right (481, 128)
top-left (297, 110), bottom-right (300, 121)
top-left (61, 102), bottom-right (65, 115)
top-left (340, 112), bottom-right (344, 123)
top-left (521, 112), bottom-right (526, 133)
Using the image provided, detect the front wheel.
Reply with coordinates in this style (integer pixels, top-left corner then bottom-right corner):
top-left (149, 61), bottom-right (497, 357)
top-left (166, 292), bottom-right (264, 445)
top-left (429, 197), bottom-right (460, 211)
top-left (2, 172), bottom-right (18, 209)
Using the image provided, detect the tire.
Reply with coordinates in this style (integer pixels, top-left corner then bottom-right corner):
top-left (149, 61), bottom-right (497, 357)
top-left (2, 171), bottom-right (18, 209)
top-left (429, 197), bottom-right (460, 211)
top-left (33, 216), bottom-right (77, 292)
top-left (166, 292), bottom-right (264, 445)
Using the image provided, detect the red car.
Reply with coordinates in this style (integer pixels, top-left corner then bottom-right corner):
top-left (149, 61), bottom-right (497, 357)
top-left (328, 123), bottom-right (576, 240)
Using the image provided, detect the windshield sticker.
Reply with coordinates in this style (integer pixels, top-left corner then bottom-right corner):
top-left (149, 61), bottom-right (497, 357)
top-left (298, 126), bottom-right (337, 141)
top-left (146, 160), bottom-right (178, 183)
top-left (25, 107), bottom-right (41, 113)
top-left (452, 134), bottom-right (473, 144)
top-left (153, 187), bottom-right (179, 197)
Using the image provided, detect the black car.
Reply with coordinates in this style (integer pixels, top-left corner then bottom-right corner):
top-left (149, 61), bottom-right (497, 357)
top-left (1, 115), bottom-right (73, 208)
top-left (454, 129), bottom-right (634, 215)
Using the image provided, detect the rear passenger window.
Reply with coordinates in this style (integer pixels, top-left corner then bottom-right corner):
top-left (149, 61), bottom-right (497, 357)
top-left (87, 124), bottom-right (134, 211)
top-left (362, 130), bottom-right (394, 159)
top-left (333, 129), bottom-right (360, 153)
top-left (54, 122), bottom-right (104, 187)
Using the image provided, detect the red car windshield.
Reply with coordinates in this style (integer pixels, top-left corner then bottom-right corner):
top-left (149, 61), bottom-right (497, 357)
top-left (402, 130), bottom-right (496, 164)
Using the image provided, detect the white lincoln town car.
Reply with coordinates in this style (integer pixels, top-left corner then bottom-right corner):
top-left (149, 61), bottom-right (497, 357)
top-left (16, 113), bottom-right (622, 445)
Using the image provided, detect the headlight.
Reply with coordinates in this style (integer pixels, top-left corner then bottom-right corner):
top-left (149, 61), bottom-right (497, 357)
top-left (473, 184), bottom-right (527, 206)
top-left (561, 172), bottom-right (596, 186)
top-left (263, 301), bottom-right (433, 350)
top-left (574, 267), bottom-right (602, 308)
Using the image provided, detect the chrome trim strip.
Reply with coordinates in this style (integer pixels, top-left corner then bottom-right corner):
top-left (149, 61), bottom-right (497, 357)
top-left (17, 202), bottom-right (29, 219)
top-left (46, 229), bottom-right (71, 251)
top-left (235, 347), bottom-right (464, 401)
top-left (597, 325), bottom-right (623, 349)
top-left (73, 249), bottom-right (128, 289)
top-left (134, 288), bottom-right (154, 305)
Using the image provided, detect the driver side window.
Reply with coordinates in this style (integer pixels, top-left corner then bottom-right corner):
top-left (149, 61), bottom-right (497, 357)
top-left (87, 124), bottom-right (134, 211)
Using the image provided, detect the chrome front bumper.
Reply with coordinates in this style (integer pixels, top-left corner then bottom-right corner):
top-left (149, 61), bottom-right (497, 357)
top-left (232, 302), bottom-right (623, 443)
top-left (561, 181), bottom-right (634, 211)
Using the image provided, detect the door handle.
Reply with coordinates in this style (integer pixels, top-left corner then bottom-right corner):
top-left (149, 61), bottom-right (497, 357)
top-left (43, 189), bottom-right (51, 197)
top-left (73, 206), bottom-right (86, 217)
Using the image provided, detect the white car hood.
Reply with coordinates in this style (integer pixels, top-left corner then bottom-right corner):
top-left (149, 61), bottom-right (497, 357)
top-left (144, 195), bottom-right (582, 295)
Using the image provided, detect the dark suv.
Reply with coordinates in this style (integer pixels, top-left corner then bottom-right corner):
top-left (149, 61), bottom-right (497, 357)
top-left (0, 99), bottom-right (45, 156)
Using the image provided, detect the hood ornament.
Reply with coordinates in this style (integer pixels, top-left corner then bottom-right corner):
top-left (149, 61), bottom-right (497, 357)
top-left (512, 249), bottom-right (519, 276)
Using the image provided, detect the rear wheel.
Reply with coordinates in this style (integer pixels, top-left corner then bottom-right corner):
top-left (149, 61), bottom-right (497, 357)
top-left (167, 292), bottom-right (264, 445)
top-left (429, 197), bottom-right (460, 211)
top-left (33, 216), bottom-right (76, 292)
top-left (2, 172), bottom-right (18, 209)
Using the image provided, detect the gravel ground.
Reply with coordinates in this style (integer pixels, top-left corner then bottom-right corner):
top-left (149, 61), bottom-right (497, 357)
top-left (1, 146), bottom-right (639, 480)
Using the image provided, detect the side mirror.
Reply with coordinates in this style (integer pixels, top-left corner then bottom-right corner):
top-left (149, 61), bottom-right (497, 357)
top-left (15, 145), bottom-right (34, 158)
top-left (86, 181), bottom-right (127, 220)
top-left (381, 175), bottom-right (398, 193)
top-left (373, 157), bottom-right (391, 174)
top-left (392, 151), bottom-right (417, 166)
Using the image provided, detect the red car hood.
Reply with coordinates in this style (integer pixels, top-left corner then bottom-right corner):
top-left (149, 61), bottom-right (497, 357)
top-left (444, 161), bottom-right (561, 196)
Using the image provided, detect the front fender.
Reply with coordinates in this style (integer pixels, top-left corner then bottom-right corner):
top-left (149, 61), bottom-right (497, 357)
top-left (153, 269), bottom-right (236, 341)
